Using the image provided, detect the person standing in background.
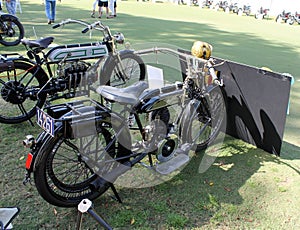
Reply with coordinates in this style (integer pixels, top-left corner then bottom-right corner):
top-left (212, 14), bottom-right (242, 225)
top-left (45, 0), bottom-right (61, 24)
top-left (90, 0), bottom-right (98, 17)
top-left (5, 0), bottom-right (17, 15)
top-left (98, 0), bottom-right (113, 19)
top-left (108, 0), bottom-right (115, 17)
top-left (113, 0), bottom-right (117, 17)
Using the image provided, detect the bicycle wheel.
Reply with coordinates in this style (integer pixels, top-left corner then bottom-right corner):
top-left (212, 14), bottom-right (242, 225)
top-left (0, 60), bottom-right (48, 124)
top-left (33, 116), bottom-right (131, 207)
top-left (0, 15), bottom-right (24, 46)
top-left (101, 52), bottom-right (146, 87)
top-left (182, 86), bottom-right (226, 151)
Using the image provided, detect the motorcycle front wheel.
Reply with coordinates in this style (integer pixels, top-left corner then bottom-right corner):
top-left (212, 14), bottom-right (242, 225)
top-left (0, 60), bottom-right (48, 124)
top-left (33, 117), bottom-right (131, 207)
top-left (287, 18), bottom-right (295, 25)
top-left (101, 52), bottom-right (146, 88)
top-left (0, 14), bottom-right (24, 46)
top-left (181, 86), bottom-right (227, 151)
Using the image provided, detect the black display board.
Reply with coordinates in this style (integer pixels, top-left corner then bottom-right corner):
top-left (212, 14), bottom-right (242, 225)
top-left (179, 50), bottom-right (291, 155)
top-left (214, 58), bottom-right (291, 156)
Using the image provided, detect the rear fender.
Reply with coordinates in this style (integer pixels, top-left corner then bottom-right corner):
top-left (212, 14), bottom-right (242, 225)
top-left (25, 131), bottom-right (53, 174)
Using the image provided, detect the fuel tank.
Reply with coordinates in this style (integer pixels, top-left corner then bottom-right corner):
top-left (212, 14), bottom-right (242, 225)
top-left (137, 83), bottom-right (184, 113)
top-left (46, 42), bottom-right (109, 62)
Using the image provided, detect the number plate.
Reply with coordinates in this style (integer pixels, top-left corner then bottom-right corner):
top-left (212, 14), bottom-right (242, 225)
top-left (36, 107), bottom-right (55, 137)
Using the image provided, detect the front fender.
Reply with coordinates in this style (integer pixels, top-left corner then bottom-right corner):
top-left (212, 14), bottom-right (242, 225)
top-left (1, 13), bottom-right (20, 21)
top-left (118, 49), bottom-right (135, 56)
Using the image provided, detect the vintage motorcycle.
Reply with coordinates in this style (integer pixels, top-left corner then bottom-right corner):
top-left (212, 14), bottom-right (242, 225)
top-left (0, 19), bottom-right (145, 124)
top-left (214, 1), bottom-right (230, 13)
top-left (275, 10), bottom-right (294, 25)
top-left (255, 7), bottom-right (269, 20)
top-left (293, 12), bottom-right (300, 24)
top-left (0, 13), bottom-right (24, 46)
top-left (234, 4), bottom-right (251, 16)
top-left (23, 44), bottom-right (227, 208)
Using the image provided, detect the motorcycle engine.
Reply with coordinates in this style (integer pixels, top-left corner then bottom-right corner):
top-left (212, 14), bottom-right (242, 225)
top-left (56, 61), bottom-right (91, 90)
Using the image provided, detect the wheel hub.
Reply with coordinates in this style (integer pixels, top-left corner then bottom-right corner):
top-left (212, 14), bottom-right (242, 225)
top-left (7, 28), bottom-right (15, 37)
top-left (1, 81), bottom-right (26, 104)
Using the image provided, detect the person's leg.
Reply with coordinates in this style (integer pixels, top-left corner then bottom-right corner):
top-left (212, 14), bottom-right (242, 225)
top-left (114, 1), bottom-right (116, 16)
top-left (93, 0), bottom-right (98, 10)
top-left (45, 0), bottom-right (52, 23)
top-left (50, 1), bottom-right (56, 22)
top-left (91, 0), bottom-right (97, 17)
top-left (108, 0), bottom-right (114, 16)
top-left (10, 0), bottom-right (16, 15)
top-left (106, 6), bottom-right (109, 18)
top-left (98, 2), bottom-right (103, 18)
top-left (5, 0), bottom-right (16, 15)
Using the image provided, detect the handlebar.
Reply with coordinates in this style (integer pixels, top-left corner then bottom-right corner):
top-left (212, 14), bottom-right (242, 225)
top-left (206, 59), bottom-right (222, 85)
top-left (51, 18), bottom-right (125, 44)
top-left (135, 47), bottom-right (222, 85)
top-left (52, 18), bottom-right (108, 34)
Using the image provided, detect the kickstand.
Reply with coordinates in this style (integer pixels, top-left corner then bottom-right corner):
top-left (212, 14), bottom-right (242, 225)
top-left (109, 183), bottom-right (122, 203)
top-left (76, 199), bottom-right (113, 230)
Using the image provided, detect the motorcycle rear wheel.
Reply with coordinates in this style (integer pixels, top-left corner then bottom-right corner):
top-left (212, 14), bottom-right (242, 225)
top-left (33, 118), bottom-right (131, 207)
top-left (0, 60), bottom-right (48, 124)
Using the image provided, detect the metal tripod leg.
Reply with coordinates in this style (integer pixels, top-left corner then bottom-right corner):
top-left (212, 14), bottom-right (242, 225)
top-left (76, 199), bottom-right (113, 230)
top-left (110, 183), bottom-right (122, 203)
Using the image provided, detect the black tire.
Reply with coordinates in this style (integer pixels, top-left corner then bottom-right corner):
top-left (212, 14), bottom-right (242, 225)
top-left (288, 18), bottom-right (295, 25)
top-left (181, 86), bottom-right (226, 151)
top-left (275, 15), bottom-right (282, 23)
top-left (0, 14), bottom-right (24, 46)
top-left (0, 60), bottom-right (48, 124)
top-left (33, 116), bottom-right (131, 207)
top-left (101, 52), bottom-right (146, 87)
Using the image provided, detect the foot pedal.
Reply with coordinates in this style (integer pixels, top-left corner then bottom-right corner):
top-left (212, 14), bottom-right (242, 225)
top-left (155, 154), bottom-right (190, 175)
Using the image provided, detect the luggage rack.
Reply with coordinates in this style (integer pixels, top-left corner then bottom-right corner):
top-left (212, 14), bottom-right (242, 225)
top-left (41, 98), bottom-right (110, 138)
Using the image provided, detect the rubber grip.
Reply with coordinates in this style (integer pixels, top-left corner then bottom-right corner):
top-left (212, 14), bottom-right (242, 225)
top-left (82, 27), bottom-right (89, 33)
top-left (52, 24), bottom-right (61, 29)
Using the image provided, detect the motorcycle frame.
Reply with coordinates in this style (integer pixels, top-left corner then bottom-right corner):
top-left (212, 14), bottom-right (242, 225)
top-left (24, 47), bottom-right (224, 183)
top-left (0, 19), bottom-right (136, 117)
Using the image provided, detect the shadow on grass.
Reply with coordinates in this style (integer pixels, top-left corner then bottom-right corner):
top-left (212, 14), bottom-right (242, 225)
top-left (88, 136), bottom-right (300, 229)
top-left (281, 141), bottom-right (300, 160)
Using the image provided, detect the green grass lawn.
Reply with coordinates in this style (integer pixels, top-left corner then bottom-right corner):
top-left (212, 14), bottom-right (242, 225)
top-left (0, 0), bottom-right (300, 229)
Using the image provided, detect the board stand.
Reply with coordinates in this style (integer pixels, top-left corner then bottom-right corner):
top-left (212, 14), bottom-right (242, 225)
top-left (76, 184), bottom-right (122, 229)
